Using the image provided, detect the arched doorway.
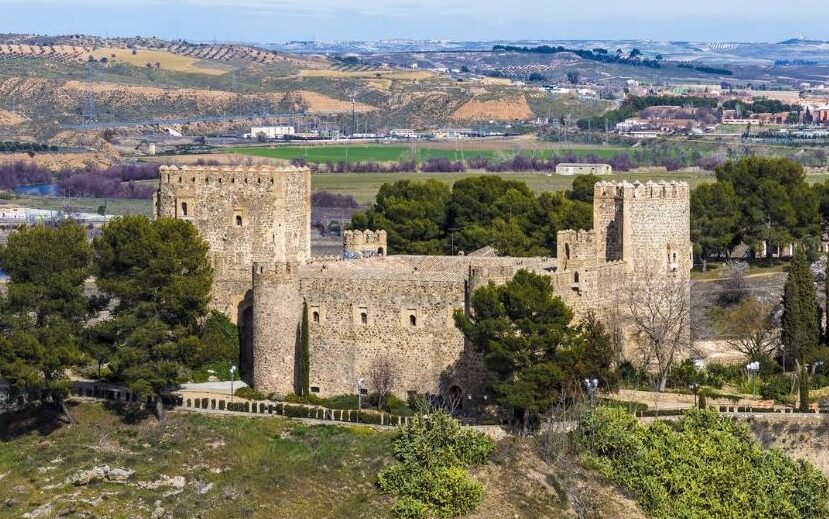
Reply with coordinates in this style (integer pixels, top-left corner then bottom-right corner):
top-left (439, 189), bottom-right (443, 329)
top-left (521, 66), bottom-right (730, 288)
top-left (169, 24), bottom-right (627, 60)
top-left (237, 293), bottom-right (254, 383)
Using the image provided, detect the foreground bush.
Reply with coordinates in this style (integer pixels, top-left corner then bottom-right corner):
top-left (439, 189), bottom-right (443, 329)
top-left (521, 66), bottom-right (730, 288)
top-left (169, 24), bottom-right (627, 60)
top-left (377, 411), bottom-right (493, 518)
top-left (580, 407), bottom-right (829, 518)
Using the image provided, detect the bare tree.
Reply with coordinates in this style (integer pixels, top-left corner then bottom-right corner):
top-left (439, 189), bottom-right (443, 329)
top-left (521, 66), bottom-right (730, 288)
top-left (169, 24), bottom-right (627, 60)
top-left (367, 355), bottom-right (396, 410)
top-left (627, 271), bottom-right (691, 392)
top-left (713, 296), bottom-right (780, 360)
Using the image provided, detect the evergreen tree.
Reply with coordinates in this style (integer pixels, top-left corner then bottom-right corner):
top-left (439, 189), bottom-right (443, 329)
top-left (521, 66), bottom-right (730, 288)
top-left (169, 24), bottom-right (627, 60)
top-left (92, 215), bottom-right (212, 419)
top-left (781, 247), bottom-right (819, 410)
top-left (454, 270), bottom-right (613, 432)
top-left (0, 222), bottom-right (91, 423)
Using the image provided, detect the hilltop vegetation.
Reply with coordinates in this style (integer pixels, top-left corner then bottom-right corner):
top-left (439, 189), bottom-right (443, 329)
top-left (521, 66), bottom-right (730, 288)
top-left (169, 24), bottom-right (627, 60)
top-left (582, 407), bottom-right (829, 519)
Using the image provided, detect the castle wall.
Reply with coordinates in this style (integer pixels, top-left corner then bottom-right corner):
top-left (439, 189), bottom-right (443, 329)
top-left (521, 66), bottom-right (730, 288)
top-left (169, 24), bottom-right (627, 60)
top-left (297, 272), bottom-right (482, 398)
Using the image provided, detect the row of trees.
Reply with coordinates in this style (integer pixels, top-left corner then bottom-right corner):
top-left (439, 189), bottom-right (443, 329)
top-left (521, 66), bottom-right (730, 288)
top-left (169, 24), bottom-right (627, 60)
top-left (0, 216), bottom-right (234, 422)
top-left (351, 175), bottom-right (595, 257)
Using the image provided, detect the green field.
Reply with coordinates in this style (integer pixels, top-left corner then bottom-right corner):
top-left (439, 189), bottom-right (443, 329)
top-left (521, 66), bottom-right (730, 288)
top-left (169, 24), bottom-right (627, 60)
top-left (312, 170), bottom-right (714, 205)
top-left (0, 197), bottom-right (152, 216)
top-left (228, 144), bottom-right (628, 164)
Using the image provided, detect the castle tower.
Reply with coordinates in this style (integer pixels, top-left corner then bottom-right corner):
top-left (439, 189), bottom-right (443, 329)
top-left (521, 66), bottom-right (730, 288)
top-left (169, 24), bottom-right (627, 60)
top-left (251, 262), bottom-right (302, 395)
top-left (154, 164), bottom-right (311, 320)
top-left (343, 229), bottom-right (387, 257)
top-left (592, 180), bottom-right (692, 276)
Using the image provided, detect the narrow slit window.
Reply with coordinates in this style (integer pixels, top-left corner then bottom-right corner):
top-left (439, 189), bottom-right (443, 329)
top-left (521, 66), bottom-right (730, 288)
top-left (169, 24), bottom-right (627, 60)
top-left (409, 314), bottom-right (417, 327)
top-left (235, 215), bottom-right (243, 226)
top-left (180, 202), bottom-right (188, 217)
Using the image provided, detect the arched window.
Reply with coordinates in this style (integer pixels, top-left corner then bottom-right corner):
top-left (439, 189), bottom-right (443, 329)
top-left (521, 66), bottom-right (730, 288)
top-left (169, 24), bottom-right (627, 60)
top-left (312, 311), bottom-right (320, 323)
top-left (180, 202), bottom-right (188, 217)
top-left (409, 314), bottom-right (417, 327)
top-left (573, 271), bottom-right (580, 283)
top-left (235, 215), bottom-right (243, 227)
top-left (360, 312), bottom-right (368, 325)
top-left (378, 247), bottom-right (384, 256)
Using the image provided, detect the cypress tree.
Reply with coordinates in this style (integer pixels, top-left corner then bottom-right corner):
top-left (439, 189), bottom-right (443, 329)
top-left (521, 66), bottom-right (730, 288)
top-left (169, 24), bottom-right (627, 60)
top-left (781, 247), bottom-right (819, 410)
top-left (300, 301), bottom-right (310, 396)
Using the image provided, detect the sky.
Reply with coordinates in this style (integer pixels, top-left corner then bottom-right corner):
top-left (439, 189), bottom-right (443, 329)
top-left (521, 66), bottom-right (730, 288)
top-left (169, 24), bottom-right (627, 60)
top-left (1, 0), bottom-right (827, 43)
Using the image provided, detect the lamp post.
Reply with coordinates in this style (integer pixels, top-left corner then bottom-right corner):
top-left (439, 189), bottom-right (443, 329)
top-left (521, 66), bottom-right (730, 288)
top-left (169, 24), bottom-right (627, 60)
top-left (746, 361), bottom-right (760, 397)
top-left (357, 378), bottom-right (365, 422)
top-left (688, 383), bottom-right (699, 408)
top-left (229, 365), bottom-right (237, 403)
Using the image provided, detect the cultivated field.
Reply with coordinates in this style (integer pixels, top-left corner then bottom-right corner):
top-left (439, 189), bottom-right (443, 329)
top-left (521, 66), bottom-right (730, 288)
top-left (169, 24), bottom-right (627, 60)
top-left (311, 170), bottom-right (713, 204)
top-left (228, 143), bottom-right (630, 164)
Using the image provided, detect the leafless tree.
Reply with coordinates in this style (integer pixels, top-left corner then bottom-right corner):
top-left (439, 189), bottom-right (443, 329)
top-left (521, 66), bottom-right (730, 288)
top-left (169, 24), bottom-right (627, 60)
top-left (714, 296), bottom-right (780, 360)
top-left (627, 271), bottom-right (691, 392)
top-left (367, 355), bottom-right (396, 411)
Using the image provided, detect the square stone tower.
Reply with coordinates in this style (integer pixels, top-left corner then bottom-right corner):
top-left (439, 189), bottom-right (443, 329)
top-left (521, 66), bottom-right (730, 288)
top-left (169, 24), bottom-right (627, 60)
top-left (154, 164), bottom-right (311, 320)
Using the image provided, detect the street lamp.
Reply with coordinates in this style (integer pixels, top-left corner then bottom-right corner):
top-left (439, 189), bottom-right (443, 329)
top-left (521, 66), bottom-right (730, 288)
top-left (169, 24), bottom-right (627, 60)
top-left (688, 383), bottom-right (699, 408)
top-left (357, 378), bottom-right (365, 422)
top-left (229, 365), bottom-right (238, 403)
top-left (746, 361), bottom-right (760, 397)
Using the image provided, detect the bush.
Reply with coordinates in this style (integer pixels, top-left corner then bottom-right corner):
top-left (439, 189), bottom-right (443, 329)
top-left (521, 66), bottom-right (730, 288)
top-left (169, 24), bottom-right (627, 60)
top-left (284, 393), bottom-right (324, 406)
top-left (234, 387), bottom-right (266, 401)
top-left (580, 407), bottom-right (829, 518)
top-left (198, 311), bottom-right (240, 365)
top-left (322, 394), bottom-right (359, 409)
top-left (190, 358), bottom-right (234, 383)
top-left (377, 411), bottom-right (493, 518)
top-left (761, 374), bottom-right (793, 403)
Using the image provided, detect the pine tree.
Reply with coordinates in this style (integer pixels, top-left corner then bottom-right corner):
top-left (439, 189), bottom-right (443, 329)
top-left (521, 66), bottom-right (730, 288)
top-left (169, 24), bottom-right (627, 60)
top-left (781, 247), bottom-right (819, 410)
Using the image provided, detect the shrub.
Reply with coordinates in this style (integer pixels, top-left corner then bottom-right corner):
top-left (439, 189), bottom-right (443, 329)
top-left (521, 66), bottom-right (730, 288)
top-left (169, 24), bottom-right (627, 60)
top-left (198, 311), bottom-right (240, 365)
top-left (323, 394), bottom-right (360, 409)
top-left (761, 373), bottom-right (792, 403)
top-left (580, 406), bottom-right (829, 518)
top-left (234, 387), bottom-right (266, 401)
top-left (284, 393), bottom-right (324, 406)
top-left (377, 411), bottom-right (493, 518)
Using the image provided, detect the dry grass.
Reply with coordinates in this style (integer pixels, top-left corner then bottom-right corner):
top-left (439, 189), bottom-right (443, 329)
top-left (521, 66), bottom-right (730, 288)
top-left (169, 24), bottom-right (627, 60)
top-left (298, 69), bottom-right (435, 81)
top-left (451, 95), bottom-right (535, 121)
top-left (89, 47), bottom-right (230, 75)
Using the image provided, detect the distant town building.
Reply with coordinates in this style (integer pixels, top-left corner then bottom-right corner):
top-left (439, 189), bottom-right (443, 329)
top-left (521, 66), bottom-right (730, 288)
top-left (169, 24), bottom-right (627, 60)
top-left (389, 128), bottom-right (418, 139)
top-left (556, 163), bottom-right (612, 176)
top-left (0, 206), bottom-right (26, 220)
top-left (249, 126), bottom-right (296, 140)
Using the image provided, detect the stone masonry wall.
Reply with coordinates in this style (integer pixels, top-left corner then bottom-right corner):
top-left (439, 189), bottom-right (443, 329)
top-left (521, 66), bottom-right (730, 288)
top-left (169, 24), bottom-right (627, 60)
top-left (155, 165), bottom-right (310, 320)
top-left (298, 273), bottom-right (480, 398)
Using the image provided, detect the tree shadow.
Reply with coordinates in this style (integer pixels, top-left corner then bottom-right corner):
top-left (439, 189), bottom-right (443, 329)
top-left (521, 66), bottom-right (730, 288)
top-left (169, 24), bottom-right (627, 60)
top-left (102, 400), bottom-right (152, 425)
top-left (0, 402), bottom-right (71, 441)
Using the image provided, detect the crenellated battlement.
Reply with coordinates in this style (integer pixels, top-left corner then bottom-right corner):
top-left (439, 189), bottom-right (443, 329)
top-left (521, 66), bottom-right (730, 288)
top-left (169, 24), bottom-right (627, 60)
top-left (158, 164), bottom-right (309, 188)
top-left (594, 180), bottom-right (690, 200)
top-left (343, 229), bottom-right (388, 257)
top-left (557, 229), bottom-right (597, 270)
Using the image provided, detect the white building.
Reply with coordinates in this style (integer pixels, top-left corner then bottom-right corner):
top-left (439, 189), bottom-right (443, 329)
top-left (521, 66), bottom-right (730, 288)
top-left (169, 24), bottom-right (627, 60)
top-left (555, 163), bottom-right (613, 176)
top-left (0, 206), bottom-right (26, 220)
top-left (390, 128), bottom-right (418, 139)
top-left (249, 126), bottom-right (296, 140)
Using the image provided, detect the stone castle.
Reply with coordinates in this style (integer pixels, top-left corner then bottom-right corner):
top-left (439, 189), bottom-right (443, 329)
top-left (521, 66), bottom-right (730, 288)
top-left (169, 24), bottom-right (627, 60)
top-left (155, 165), bottom-right (691, 401)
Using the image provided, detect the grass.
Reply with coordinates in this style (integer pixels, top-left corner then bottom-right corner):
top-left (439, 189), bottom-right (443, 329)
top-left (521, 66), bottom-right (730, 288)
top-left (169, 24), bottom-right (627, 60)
top-left (0, 197), bottom-right (152, 216)
top-left (691, 259), bottom-right (791, 281)
top-left (0, 401), bottom-right (594, 518)
top-left (0, 402), bottom-right (393, 518)
top-left (86, 47), bottom-right (231, 75)
top-left (312, 170), bottom-right (713, 205)
top-left (228, 144), bottom-right (630, 164)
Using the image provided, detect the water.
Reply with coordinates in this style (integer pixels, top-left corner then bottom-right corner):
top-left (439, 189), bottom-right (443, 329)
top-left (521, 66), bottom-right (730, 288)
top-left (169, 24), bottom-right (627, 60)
top-left (14, 183), bottom-right (59, 196)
